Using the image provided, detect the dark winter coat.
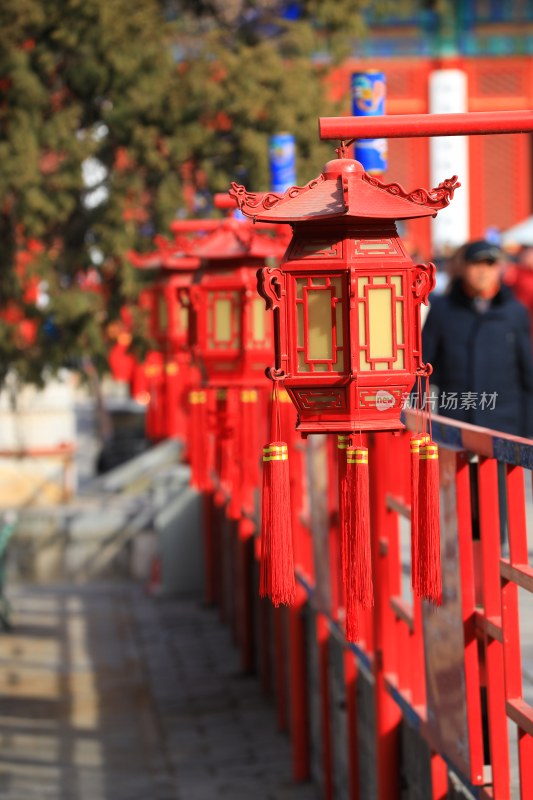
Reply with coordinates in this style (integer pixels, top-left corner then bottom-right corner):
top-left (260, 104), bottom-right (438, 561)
top-left (421, 279), bottom-right (533, 437)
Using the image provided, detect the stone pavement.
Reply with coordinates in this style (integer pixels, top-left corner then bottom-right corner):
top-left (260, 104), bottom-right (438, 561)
top-left (0, 582), bottom-right (318, 800)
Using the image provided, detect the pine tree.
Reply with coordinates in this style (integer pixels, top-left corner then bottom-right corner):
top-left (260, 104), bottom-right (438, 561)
top-left (0, 0), bottom-right (400, 387)
top-left (0, 0), bottom-right (184, 386)
top-left (167, 0), bottom-right (372, 200)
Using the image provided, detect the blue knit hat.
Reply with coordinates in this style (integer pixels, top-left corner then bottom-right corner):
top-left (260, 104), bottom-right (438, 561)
top-left (463, 239), bottom-right (502, 264)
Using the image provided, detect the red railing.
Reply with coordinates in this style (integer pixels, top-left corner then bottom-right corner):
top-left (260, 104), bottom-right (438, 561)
top-left (205, 411), bottom-right (533, 799)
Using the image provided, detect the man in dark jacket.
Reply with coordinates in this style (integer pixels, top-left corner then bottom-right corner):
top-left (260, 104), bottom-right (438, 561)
top-left (422, 239), bottom-right (533, 437)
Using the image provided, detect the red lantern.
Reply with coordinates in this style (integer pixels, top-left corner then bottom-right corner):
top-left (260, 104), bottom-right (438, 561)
top-left (130, 238), bottom-right (203, 441)
top-left (230, 151), bottom-right (459, 621)
top-left (175, 215), bottom-right (290, 517)
top-left (177, 218), bottom-right (289, 389)
top-left (231, 158), bottom-right (458, 435)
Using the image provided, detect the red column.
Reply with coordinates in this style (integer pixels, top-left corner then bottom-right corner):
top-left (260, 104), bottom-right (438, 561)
top-left (288, 587), bottom-right (310, 780)
top-left (317, 613), bottom-right (333, 800)
top-left (344, 648), bottom-right (360, 800)
top-left (369, 432), bottom-right (402, 800)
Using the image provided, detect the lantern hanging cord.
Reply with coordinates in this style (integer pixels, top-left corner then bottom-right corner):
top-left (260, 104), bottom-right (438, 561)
top-left (271, 381), bottom-right (282, 442)
top-left (425, 373), bottom-right (433, 442)
top-left (335, 139), bottom-right (357, 159)
top-left (356, 385), bottom-right (363, 447)
top-left (416, 374), bottom-right (423, 435)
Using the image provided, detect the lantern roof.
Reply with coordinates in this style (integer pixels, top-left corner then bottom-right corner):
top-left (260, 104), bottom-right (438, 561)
top-left (185, 218), bottom-right (289, 260)
top-left (129, 250), bottom-right (200, 272)
top-left (230, 158), bottom-right (460, 224)
top-left (128, 234), bottom-right (200, 272)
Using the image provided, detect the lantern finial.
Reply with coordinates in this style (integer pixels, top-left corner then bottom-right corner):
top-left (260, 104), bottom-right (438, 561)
top-left (336, 139), bottom-right (355, 159)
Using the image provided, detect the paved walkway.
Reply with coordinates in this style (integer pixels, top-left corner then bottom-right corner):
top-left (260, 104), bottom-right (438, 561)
top-left (0, 582), bottom-right (317, 800)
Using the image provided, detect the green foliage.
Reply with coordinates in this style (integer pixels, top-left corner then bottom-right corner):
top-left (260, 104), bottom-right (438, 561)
top-left (0, 0), bottom-right (387, 387)
top-left (0, 0), bottom-right (184, 385)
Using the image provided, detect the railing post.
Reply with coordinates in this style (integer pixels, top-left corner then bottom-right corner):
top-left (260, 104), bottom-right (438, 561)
top-left (288, 587), bottom-right (310, 780)
top-left (478, 456), bottom-right (510, 798)
top-left (203, 491), bottom-right (216, 605)
top-left (369, 431), bottom-right (402, 800)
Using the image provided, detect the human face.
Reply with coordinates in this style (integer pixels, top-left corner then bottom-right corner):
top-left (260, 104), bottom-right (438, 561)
top-left (462, 258), bottom-right (502, 296)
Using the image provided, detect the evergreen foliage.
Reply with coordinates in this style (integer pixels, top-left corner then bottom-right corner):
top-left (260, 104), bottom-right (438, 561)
top-left (0, 0), bottom-right (383, 386)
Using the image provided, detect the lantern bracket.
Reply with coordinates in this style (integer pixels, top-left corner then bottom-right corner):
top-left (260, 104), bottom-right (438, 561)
top-left (179, 285), bottom-right (201, 310)
top-left (257, 267), bottom-right (285, 311)
top-left (412, 262), bottom-right (436, 306)
top-left (348, 271), bottom-right (357, 301)
top-left (177, 286), bottom-right (190, 308)
top-left (417, 362), bottom-right (434, 378)
top-left (265, 366), bottom-right (286, 381)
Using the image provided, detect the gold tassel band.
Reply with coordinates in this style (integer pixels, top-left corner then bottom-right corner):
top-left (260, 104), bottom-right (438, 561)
top-left (263, 444), bottom-right (288, 462)
top-left (274, 388), bottom-right (292, 404)
top-left (189, 390), bottom-right (207, 404)
top-left (346, 447), bottom-right (368, 465)
top-left (166, 363), bottom-right (179, 375)
top-left (241, 389), bottom-right (258, 403)
top-left (419, 444), bottom-right (438, 460)
top-left (338, 434), bottom-right (350, 450)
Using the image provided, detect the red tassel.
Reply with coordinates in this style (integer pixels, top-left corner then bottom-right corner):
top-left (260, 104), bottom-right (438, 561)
top-left (260, 441), bottom-right (295, 607)
top-left (188, 390), bottom-right (211, 491)
top-left (418, 441), bottom-right (442, 604)
top-left (410, 432), bottom-right (429, 596)
top-left (337, 434), bottom-right (350, 588)
top-left (344, 446), bottom-right (373, 642)
top-left (226, 434), bottom-right (242, 520)
top-left (345, 591), bottom-right (360, 643)
top-left (214, 390), bottom-right (231, 508)
top-left (239, 389), bottom-right (260, 515)
top-left (245, 390), bottom-right (261, 485)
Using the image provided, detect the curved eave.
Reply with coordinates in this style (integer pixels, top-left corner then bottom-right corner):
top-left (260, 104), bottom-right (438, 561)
top-left (234, 170), bottom-right (448, 224)
top-left (246, 207), bottom-right (437, 224)
top-left (190, 232), bottom-right (286, 261)
top-left (161, 256), bottom-right (200, 270)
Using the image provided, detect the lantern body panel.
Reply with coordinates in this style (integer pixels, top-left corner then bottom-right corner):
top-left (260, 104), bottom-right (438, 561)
top-left (187, 260), bottom-right (274, 388)
top-left (151, 274), bottom-right (192, 356)
top-left (260, 223), bottom-right (431, 434)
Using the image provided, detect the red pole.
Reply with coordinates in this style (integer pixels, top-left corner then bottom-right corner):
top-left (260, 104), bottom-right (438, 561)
top-left (287, 589), bottom-right (310, 781)
top-left (317, 613), bottom-right (334, 800)
top-left (344, 648), bottom-right (360, 800)
top-left (369, 432), bottom-right (402, 800)
top-left (203, 492), bottom-right (216, 606)
top-left (274, 607), bottom-right (288, 731)
top-left (318, 110), bottom-right (533, 141)
top-left (238, 525), bottom-right (254, 673)
top-left (431, 753), bottom-right (448, 800)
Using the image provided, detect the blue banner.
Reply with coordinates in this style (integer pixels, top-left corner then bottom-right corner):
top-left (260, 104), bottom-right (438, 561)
top-left (351, 71), bottom-right (387, 175)
top-left (269, 132), bottom-right (296, 193)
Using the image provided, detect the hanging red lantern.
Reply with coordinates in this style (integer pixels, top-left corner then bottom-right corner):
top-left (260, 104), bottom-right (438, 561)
top-left (130, 236), bottom-right (204, 441)
top-left (230, 149), bottom-right (459, 625)
top-left (175, 214), bottom-right (290, 519)
top-left (230, 158), bottom-right (458, 435)
top-left (177, 218), bottom-right (288, 389)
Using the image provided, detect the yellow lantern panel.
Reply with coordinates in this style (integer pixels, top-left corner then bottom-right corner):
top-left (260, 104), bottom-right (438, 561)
top-left (180, 304), bottom-right (189, 334)
top-left (250, 296), bottom-right (268, 346)
top-left (294, 274), bottom-right (346, 374)
top-left (158, 293), bottom-right (168, 333)
top-left (206, 290), bottom-right (241, 350)
top-left (307, 291), bottom-right (333, 360)
top-left (357, 274), bottom-right (406, 372)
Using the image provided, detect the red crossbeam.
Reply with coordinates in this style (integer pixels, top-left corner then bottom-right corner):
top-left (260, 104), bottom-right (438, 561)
top-left (318, 110), bottom-right (533, 140)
